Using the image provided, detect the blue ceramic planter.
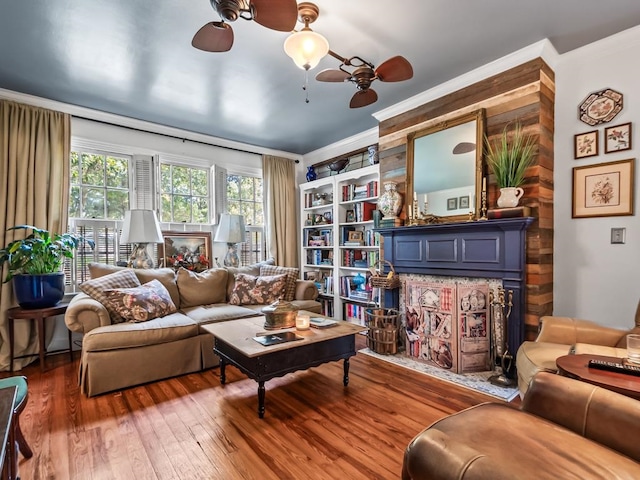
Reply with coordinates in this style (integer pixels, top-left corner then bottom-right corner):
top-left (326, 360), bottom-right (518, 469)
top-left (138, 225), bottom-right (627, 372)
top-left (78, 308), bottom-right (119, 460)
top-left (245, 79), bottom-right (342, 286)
top-left (12, 273), bottom-right (65, 309)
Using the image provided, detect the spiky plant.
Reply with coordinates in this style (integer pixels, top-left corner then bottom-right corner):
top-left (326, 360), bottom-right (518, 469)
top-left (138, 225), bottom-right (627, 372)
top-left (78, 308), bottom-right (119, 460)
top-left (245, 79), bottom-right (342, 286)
top-left (485, 122), bottom-right (537, 188)
top-left (0, 225), bottom-right (93, 283)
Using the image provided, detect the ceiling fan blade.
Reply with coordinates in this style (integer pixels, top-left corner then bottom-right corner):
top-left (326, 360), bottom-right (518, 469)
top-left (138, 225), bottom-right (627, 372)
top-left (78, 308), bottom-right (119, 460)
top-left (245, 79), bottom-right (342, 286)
top-left (453, 142), bottom-right (477, 154)
top-left (375, 56), bottom-right (414, 82)
top-left (251, 0), bottom-right (298, 32)
top-left (192, 22), bottom-right (234, 52)
top-left (316, 69), bottom-right (350, 82)
top-left (350, 89), bottom-right (378, 108)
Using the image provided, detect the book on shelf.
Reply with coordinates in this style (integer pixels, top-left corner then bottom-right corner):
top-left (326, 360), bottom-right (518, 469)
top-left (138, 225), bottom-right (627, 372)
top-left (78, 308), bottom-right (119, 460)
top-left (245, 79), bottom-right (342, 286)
top-left (488, 206), bottom-right (531, 219)
top-left (342, 180), bottom-right (379, 202)
top-left (379, 218), bottom-right (404, 228)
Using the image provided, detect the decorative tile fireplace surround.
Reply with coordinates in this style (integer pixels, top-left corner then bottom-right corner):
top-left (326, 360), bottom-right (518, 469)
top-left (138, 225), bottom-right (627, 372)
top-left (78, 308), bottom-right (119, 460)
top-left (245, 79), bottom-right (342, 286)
top-left (379, 217), bottom-right (533, 356)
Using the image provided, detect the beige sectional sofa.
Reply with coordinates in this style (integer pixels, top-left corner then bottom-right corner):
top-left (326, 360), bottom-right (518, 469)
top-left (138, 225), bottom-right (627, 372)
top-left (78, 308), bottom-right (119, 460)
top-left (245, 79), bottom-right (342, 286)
top-left (65, 260), bottom-right (321, 397)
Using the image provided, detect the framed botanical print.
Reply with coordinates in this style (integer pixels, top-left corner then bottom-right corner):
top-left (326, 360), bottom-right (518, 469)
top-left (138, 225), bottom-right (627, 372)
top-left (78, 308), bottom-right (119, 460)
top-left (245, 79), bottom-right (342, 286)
top-left (605, 122), bottom-right (632, 153)
top-left (572, 158), bottom-right (635, 218)
top-left (574, 130), bottom-right (598, 159)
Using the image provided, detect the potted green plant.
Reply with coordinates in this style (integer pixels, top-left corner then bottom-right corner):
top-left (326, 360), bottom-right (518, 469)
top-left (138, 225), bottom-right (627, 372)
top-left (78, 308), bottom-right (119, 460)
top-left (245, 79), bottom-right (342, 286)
top-left (0, 225), bottom-right (93, 309)
top-left (485, 121), bottom-right (537, 208)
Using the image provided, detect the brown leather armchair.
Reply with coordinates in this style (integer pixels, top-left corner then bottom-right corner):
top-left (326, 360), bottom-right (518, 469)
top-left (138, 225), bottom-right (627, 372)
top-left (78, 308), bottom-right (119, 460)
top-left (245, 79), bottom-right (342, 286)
top-left (515, 299), bottom-right (640, 395)
top-left (402, 372), bottom-right (640, 480)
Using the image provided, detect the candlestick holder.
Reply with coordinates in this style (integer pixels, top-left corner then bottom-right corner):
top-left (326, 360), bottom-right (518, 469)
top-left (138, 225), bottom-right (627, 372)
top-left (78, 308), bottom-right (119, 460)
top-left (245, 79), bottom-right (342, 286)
top-left (479, 190), bottom-right (488, 220)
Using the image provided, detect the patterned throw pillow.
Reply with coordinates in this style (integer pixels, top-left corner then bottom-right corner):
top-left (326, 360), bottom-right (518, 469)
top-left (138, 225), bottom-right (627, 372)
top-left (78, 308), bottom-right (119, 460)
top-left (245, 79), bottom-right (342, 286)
top-left (80, 269), bottom-right (141, 324)
top-left (259, 265), bottom-right (299, 301)
top-left (229, 273), bottom-right (287, 306)
top-left (103, 280), bottom-right (177, 323)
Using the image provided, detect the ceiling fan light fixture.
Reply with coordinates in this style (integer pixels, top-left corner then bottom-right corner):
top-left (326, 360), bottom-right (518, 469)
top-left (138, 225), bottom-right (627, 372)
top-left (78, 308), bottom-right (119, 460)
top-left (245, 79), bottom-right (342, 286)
top-left (284, 27), bottom-right (329, 71)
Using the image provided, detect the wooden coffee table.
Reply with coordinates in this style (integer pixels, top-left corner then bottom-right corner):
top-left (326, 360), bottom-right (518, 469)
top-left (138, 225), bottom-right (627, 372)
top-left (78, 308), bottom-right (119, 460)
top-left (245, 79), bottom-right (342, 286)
top-left (556, 354), bottom-right (640, 400)
top-left (201, 314), bottom-right (366, 418)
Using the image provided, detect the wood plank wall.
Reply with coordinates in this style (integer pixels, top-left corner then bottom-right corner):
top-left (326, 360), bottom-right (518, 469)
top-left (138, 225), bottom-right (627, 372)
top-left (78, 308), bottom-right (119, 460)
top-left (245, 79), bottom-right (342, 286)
top-left (377, 58), bottom-right (555, 339)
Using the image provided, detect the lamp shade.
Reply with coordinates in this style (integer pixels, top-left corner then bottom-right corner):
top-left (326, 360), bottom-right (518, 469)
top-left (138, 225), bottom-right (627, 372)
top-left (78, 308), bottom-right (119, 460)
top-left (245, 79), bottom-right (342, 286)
top-left (284, 28), bottom-right (329, 70)
top-left (120, 210), bottom-right (163, 244)
top-left (214, 214), bottom-right (246, 243)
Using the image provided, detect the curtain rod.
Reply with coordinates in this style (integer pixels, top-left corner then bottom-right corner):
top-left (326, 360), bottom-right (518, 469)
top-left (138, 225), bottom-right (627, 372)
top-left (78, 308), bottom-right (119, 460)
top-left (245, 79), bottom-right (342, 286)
top-left (72, 115), bottom-right (300, 163)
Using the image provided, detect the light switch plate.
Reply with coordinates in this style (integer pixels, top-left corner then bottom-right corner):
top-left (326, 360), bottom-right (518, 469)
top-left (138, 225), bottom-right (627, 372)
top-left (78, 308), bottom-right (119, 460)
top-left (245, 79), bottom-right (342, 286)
top-left (611, 227), bottom-right (626, 244)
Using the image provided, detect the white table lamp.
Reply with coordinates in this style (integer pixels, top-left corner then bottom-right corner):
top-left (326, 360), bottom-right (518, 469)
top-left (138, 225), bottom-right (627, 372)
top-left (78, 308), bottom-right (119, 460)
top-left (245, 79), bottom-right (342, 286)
top-left (214, 214), bottom-right (246, 267)
top-left (120, 210), bottom-right (163, 268)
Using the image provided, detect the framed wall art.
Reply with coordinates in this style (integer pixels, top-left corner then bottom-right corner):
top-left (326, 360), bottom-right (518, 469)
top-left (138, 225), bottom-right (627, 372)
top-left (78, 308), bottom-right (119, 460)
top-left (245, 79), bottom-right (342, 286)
top-left (605, 122), bottom-right (632, 153)
top-left (458, 195), bottom-right (470, 209)
top-left (578, 88), bottom-right (623, 126)
top-left (574, 130), bottom-right (598, 159)
top-left (572, 158), bottom-right (635, 218)
top-left (158, 231), bottom-right (212, 271)
top-left (447, 197), bottom-right (458, 210)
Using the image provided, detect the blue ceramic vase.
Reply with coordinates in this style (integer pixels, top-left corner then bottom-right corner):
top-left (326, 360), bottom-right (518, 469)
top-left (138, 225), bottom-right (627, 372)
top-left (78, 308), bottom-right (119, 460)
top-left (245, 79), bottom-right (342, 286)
top-left (306, 166), bottom-right (317, 182)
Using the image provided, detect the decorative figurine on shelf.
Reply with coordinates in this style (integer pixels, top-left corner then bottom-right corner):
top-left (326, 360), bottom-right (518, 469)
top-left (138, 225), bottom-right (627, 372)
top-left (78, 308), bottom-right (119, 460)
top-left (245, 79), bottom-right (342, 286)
top-left (368, 145), bottom-right (379, 165)
top-left (353, 273), bottom-right (367, 291)
top-left (306, 166), bottom-right (317, 182)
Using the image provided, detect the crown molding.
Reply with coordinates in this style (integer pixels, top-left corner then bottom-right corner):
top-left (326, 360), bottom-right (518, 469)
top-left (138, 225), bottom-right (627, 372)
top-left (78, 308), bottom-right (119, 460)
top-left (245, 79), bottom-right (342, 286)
top-left (0, 88), bottom-right (301, 161)
top-left (373, 39), bottom-right (560, 123)
top-left (301, 127), bottom-right (378, 166)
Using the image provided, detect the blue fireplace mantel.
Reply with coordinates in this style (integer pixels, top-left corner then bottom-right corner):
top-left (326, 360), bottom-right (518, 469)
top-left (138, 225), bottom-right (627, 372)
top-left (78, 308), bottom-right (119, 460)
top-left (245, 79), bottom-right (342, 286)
top-left (378, 217), bottom-right (534, 355)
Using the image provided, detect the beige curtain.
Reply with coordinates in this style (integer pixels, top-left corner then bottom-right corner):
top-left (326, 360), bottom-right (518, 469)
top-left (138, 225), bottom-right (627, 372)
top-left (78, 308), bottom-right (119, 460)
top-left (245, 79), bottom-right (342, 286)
top-left (262, 155), bottom-right (298, 267)
top-left (0, 100), bottom-right (71, 371)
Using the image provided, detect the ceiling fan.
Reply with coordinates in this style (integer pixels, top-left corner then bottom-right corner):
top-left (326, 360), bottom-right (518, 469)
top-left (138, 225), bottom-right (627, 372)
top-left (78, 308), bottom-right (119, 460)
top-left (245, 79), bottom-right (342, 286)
top-left (192, 0), bottom-right (298, 52)
top-left (316, 52), bottom-right (414, 108)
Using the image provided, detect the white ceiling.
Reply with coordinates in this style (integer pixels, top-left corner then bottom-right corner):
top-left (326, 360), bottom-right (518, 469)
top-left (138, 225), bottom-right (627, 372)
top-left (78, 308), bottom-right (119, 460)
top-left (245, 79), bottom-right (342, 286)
top-left (1, 1), bottom-right (640, 155)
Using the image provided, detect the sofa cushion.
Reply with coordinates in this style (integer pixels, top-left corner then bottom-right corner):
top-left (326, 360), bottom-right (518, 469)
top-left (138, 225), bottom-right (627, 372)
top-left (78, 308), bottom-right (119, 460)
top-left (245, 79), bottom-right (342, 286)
top-left (82, 312), bottom-right (198, 352)
top-left (515, 341), bottom-right (572, 395)
top-left (182, 304), bottom-right (259, 325)
top-left (80, 270), bottom-right (141, 324)
top-left (88, 263), bottom-right (180, 307)
top-left (229, 273), bottom-right (287, 305)
top-left (260, 265), bottom-right (299, 301)
top-left (104, 279), bottom-right (177, 323)
top-left (176, 267), bottom-right (228, 307)
top-left (225, 258), bottom-right (275, 298)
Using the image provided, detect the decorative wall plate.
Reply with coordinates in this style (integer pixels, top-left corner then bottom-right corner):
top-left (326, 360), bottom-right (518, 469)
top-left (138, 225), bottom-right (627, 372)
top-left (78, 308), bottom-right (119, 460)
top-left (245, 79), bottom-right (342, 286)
top-left (579, 88), bottom-right (623, 126)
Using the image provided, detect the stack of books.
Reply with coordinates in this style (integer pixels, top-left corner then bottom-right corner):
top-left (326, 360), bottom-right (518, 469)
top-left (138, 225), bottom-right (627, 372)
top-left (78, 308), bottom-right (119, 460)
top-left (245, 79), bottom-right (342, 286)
top-left (488, 206), bottom-right (531, 219)
top-left (379, 217), bottom-right (404, 228)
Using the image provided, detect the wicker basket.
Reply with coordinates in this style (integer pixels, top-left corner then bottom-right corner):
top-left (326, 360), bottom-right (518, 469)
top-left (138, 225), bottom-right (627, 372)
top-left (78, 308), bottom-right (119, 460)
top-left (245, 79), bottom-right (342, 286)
top-left (369, 260), bottom-right (400, 290)
top-left (365, 308), bottom-right (400, 355)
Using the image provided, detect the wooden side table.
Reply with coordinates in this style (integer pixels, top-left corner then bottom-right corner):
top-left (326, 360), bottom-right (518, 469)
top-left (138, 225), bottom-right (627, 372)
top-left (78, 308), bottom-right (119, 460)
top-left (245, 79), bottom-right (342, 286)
top-left (7, 302), bottom-right (72, 372)
top-left (556, 354), bottom-right (640, 400)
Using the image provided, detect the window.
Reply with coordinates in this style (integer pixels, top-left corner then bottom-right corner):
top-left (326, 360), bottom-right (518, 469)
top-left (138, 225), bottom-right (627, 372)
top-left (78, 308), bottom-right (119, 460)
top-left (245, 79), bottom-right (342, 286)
top-left (160, 164), bottom-right (210, 223)
top-left (69, 151), bottom-right (130, 220)
top-left (67, 149), bottom-right (133, 291)
top-left (226, 174), bottom-right (263, 226)
top-left (227, 174), bottom-right (265, 264)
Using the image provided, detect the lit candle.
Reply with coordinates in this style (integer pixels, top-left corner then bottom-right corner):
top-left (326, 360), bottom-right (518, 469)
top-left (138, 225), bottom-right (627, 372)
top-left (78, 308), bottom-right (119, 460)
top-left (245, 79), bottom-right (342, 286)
top-left (482, 177), bottom-right (487, 192)
top-left (296, 314), bottom-right (310, 330)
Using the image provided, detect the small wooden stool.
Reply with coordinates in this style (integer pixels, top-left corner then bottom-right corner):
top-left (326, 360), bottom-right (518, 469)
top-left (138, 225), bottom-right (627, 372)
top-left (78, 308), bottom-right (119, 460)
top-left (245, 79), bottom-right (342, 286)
top-left (7, 303), bottom-right (72, 372)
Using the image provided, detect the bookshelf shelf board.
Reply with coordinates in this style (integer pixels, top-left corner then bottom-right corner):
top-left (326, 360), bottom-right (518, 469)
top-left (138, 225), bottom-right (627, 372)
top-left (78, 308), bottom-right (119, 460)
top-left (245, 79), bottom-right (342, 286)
top-left (339, 197), bottom-right (378, 206)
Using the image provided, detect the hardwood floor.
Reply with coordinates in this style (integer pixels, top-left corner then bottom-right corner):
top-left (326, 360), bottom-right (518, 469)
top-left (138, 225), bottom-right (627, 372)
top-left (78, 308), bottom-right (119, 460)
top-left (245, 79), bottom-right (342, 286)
top-left (9, 341), bottom-right (515, 479)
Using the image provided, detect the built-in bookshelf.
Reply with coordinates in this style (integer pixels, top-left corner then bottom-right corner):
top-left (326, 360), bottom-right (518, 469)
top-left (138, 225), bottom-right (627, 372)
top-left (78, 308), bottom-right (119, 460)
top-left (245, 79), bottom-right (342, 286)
top-left (300, 164), bottom-right (380, 323)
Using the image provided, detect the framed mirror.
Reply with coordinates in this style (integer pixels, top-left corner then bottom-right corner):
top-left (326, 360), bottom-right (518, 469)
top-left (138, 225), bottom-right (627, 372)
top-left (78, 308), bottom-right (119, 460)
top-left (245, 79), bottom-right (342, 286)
top-left (407, 109), bottom-right (485, 222)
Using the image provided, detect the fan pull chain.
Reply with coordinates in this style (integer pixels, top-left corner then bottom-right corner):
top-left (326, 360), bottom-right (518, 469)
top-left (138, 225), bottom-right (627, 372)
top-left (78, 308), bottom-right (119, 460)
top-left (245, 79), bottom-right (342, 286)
top-left (303, 69), bottom-right (310, 103)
